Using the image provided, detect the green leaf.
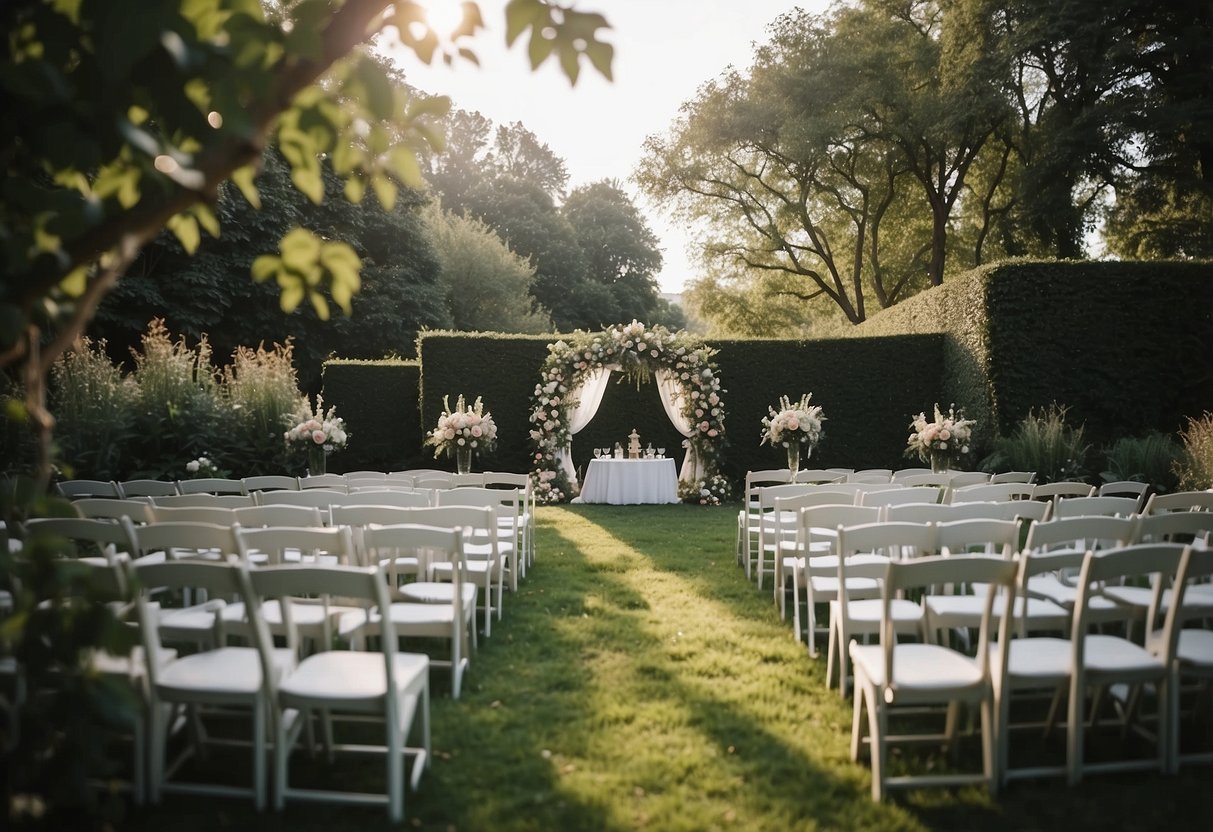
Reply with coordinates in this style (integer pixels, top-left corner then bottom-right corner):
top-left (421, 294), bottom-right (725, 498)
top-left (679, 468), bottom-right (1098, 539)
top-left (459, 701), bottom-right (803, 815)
top-left (167, 213), bottom-right (201, 254)
top-left (279, 281), bottom-right (304, 313)
top-left (371, 174), bottom-right (397, 212)
top-left (232, 165), bottom-right (261, 208)
top-left (309, 291), bottom-right (331, 320)
top-left (387, 146), bottom-right (423, 189)
top-left (280, 228), bottom-right (322, 274)
top-left (585, 40), bottom-right (614, 82)
top-left (527, 28), bottom-right (556, 69)
top-left (290, 157), bottom-right (325, 204)
top-left (59, 265), bottom-right (88, 297)
top-left (353, 57), bottom-right (395, 121)
top-left (251, 254), bottom-right (279, 283)
top-left (505, 0), bottom-right (545, 47)
top-left (193, 204), bottom-right (220, 238)
top-left (344, 175), bottom-right (366, 203)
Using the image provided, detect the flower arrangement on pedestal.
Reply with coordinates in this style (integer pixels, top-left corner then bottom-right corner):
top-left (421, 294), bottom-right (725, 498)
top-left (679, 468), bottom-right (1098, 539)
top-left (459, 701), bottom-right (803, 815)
top-left (760, 394), bottom-right (825, 477)
top-left (906, 403), bottom-right (975, 472)
top-left (678, 473), bottom-right (734, 506)
top-left (528, 321), bottom-right (727, 504)
top-left (285, 395), bottom-right (348, 475)
top-left (426, 394), bottom-right (497, 474)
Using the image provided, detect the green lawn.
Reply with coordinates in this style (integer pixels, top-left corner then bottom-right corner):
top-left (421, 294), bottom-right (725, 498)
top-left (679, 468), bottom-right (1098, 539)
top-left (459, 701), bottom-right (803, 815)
top-left (115, 505), bottom-right (1205, 831)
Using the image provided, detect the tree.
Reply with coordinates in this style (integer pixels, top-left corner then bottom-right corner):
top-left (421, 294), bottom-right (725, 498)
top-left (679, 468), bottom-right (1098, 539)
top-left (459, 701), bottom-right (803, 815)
top-left (0, 0), bottom-right (613, 488)
top-left (563, 180), bottom-right (666, 324)
top-left (422, 203), bottom-right (552, 333)
top-left (637, 3), bottom-right (999, 325)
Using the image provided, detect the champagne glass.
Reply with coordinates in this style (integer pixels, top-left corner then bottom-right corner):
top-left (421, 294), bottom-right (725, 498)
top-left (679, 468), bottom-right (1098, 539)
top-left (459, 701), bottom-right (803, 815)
top-left (593, 447), bottom-right (602, 459)
top-left (657, 447), bottom-right (665, 458)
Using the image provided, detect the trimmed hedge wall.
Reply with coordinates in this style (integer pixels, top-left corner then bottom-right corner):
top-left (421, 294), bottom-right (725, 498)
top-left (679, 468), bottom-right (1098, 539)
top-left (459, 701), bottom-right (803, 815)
top-left (858, 260), bottom-right (1213, 448)
top-left (326, 261), bottom-right (1213, 484)
top-left (413, 331), bottom-right (944, 482)
top-left (320, 359), bottom-right (422, 473)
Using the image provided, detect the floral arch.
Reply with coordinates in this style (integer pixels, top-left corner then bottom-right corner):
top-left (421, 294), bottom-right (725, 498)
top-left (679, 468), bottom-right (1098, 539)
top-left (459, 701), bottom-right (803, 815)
top-left (528, 321), bottom-right (727, 503)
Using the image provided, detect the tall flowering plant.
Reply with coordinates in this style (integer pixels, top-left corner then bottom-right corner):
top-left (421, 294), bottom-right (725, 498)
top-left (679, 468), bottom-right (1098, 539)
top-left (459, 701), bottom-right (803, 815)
top-left (906, 403), bottom-right (975, 471)
top-left (427, 395), bottom-right (497, 472)
top-left (284, 394), bottom-right (348, 474)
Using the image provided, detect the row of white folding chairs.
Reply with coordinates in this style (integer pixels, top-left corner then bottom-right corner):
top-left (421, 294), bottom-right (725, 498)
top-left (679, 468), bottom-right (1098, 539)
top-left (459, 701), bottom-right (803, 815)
top-left (776, 504), bottom-right (1213, 654)
top-left (831, 528), bottom-right (1213, 799)
top-left (84, 524), bottom-right (476, 820)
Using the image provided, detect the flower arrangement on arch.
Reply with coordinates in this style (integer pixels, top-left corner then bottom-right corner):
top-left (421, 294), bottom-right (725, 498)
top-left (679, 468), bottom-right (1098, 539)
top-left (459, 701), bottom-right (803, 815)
top-left (761, 394), bottom-right (825, 451)
top-left (527, 320), bottom-right (727, 503)
top-left (426, 394), bottom-right (498, 458)
top-left (284, 394), bottom-right (348, 453)
top-left (906, 403), bottom-right (975, 465)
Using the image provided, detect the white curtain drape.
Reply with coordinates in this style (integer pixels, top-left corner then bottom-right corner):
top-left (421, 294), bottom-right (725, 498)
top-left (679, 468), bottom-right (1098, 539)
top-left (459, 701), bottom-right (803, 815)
top-left (655, 369), bottom-right (703, 481)
top-left (558, 366), bottom-right (613, 487)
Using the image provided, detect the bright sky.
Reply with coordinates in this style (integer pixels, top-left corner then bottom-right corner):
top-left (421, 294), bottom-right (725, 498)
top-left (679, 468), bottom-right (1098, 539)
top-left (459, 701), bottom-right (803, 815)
top-left (387, 0), bottom-right (829, 294)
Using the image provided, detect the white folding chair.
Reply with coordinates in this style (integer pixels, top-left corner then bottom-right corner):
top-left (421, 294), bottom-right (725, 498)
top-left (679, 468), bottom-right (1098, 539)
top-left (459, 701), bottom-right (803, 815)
top-left (247, 561), bottom-right (431, 821)
top-left (860, 486), bottom-right (943, 509)
top-left (177, 477), bottom-right (245, 496)
top-left (949, 482), bottom-right (1033, 504)
top-left (134, 557), bottom-right (295, 809)
top-left (55, 479), bottom-right (121, 499)
top-left (361, 523), bottom-right (477, 698)
top-left (1032, 481), bottom-right (1096, 502)
top-left (737, 469), bottom-right (793, 579)
top-left (850, 555), bottom-right (1017, 800)
top-left (1052, 495), bottom-right (1139, 519)
top-left (1144, 490), bottom-right (1213, 514)
top-left (117, 479), bottom-right (179, 498)
top-left (240, 475), bottom-right (300, 494)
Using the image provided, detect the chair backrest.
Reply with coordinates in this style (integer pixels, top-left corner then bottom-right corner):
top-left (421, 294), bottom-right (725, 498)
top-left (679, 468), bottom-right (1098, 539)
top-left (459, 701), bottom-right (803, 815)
top-left (413, 473), bottom-right (454, 490)
top-left (246, 561), bottom-right (397, 677)
top-left (1134, 510), bottom-right (1213, 545)
top-left (890, 468), bottom-right (933, 482)
top-left (1071, 543), bottom-right (1190, 654)
top-left (1023, 515), bottom-right (1137, 553)
top-left (893, 473), bottom-right (951, 488)
top-left (73, 497), bottom-right (156, 525)
top-left (381, 505), bottom-right (497, 548)
top-left (774, 491), bottom-right (858, 518)
top-left (836, 520), bottom-right (937, 562)
top-left (985, 499), bottom-right (1053, 523)
top-left (1143, 490), bottom-right (1213, 515)
top-left (233, 504), bottom-right (325, 529)
top-left (342, 471), bottom-right (388, 482)
top-left (116, 479), bottom-right (179, 498)
top-left (235, 524), bottom-right (357, 566)
top-left (885, 502), bottom-right (1003, 523)
top-left (55, 479), bottom-right (121, 499)
top-left (949, 482), bottom-right (1033, 504)
top-left (846, 471), bottom-right (893, 484)
top-left (385, 471), bottom-right (416, 486)
top-left (883, 555), bottom-right (1017, 695)
top-left (23, 516), bottom-right (136, 560)
top-left (129, 519), bottom-right (241, 561)
top-left (240, 475), bottom-right (300, 493)
top-left (254, 489), bottom-right (345, 509)
top-left (362, 523), bottom-right (467, 602)
top-left (148, 504), bottom-right (236, 525)
top-left (991, 471), bottom-right (1037, 484)
top-left (745, 469), bottom-right (794, 498)
top-left (935, 518), bottom-right (1020, 557)
top-left (1051, 495), bottom-right (1139, 519)
top-left (1032, 481), bottom-right (1096, 501)
top-left (796, 505), bottom-right (882, 555)
top-left (1098, 480), bottom-right (1150, 500)
top-left (177, 477), bottom-right (245, 496)
top-left (151, 493), bottom-right (254, 508)
top-left (449, 473), bottom-right (485, 487)
top-left (756, 483), bottom-right (829, 511)
top-left (341, 488), bottom-right (432, 508)
top-left (947, 471), bottom-right (993, 489)
top-left (299, 473), bottom-right (348, 491)
top-left (795, 469), bottom-right (846, 484)
top-left (860, 486), bottom-right (943, 508)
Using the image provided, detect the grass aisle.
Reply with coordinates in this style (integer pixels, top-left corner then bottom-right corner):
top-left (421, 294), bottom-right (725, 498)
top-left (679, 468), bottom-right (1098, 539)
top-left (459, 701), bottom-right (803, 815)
top-left (123, 505), bottom-right (1203, 831)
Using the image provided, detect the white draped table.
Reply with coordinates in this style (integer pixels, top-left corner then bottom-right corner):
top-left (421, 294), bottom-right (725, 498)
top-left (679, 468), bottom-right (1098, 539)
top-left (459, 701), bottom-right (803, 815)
top-left (578, 458), bottom-right (679, 505)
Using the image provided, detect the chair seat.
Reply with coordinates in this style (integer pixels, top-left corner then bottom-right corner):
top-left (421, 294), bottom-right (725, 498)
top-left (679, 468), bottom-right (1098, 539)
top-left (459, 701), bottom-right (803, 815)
top-left (158, 646), bottom-right (295, 699)
top-left (88, 645), bottom-right (178, 678)
top-left (1083, 634), bottom-right (1164, 678)
top-left (279, 651), bottom-right (428, 711)
top-left (156, 600), bottom-right (226, 640)
top-left (850, 642), bottom-right (984, 692)
top-left (810, 576), bottom-right (879, 595)
top-left (398, 581), bottom-right (478, 607)
top-left (992, 637), bottom-right (1072, 684)
top-left (925, 594), bottom-right (1070, 630)
top-left (1028, 575), bottom-right (1139, 620)
top-left (834, 598), bottom-right (923, 626)
top-left (1147, 627), bottom-right (1213, 669)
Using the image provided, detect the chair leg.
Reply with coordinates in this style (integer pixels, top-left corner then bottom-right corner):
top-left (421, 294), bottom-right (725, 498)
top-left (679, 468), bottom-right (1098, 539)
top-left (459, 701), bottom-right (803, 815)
top-left (387, 718), bottom-right (403, 823)
top-left (981, 698), bottom-right (998, 797)
top-left (870, 695), bottom-right (888, 801)
top-left (1067, 678), bottom-right (1085, 786)
top-left (253, 697), bottom-right (266, 812)
top-left (851, 680), bottom-right (865, 762)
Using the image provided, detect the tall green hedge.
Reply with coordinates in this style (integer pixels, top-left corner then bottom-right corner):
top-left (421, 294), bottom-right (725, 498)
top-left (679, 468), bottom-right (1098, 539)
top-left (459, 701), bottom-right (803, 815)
top-left (320, 359), bottom-right (422, 473)
top-left (858, 260), bottom-right (1213, 448)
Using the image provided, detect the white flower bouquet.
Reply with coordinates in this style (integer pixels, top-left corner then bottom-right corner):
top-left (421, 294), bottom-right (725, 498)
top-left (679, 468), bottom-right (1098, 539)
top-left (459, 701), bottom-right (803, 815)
top-left (427, 394), bottom-right (498, 458)
top-left (284, 394), bottom-right (349, 453)
top-left (906, 403), bottom-right (975, 466)
top-left (761, 394), bottom-right (825, 450)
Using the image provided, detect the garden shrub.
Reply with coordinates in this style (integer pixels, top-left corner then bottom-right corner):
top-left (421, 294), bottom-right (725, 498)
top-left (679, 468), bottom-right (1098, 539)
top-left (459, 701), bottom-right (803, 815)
top-left (1100, 432), bottom-right (1181, 493)
top-left (49, 337), bottom-right (138, 480)
top-left (322, 359), bottom-right (423, 473)
top-left (981, 403), bottom-right (1092, 483)
top-left (222, 341), bottom-right (302, 476)
top-left (1176, 412), bottom-right (1213, 490)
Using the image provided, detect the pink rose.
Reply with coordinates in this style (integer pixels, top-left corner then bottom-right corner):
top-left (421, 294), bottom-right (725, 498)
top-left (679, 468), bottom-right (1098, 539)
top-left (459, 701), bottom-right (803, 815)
top-left (471, 425), bottom-right (483, 437)
top-left (444, 428), bottom-right (456, 440)
top-left (939, 429), bottom-right (951, 441)
top-left (312, 430), bottom-right (326, 444)
top-left (699, 421), bottom-right (710, 431)
top-left (708, 429), bottom-right (718, 437)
